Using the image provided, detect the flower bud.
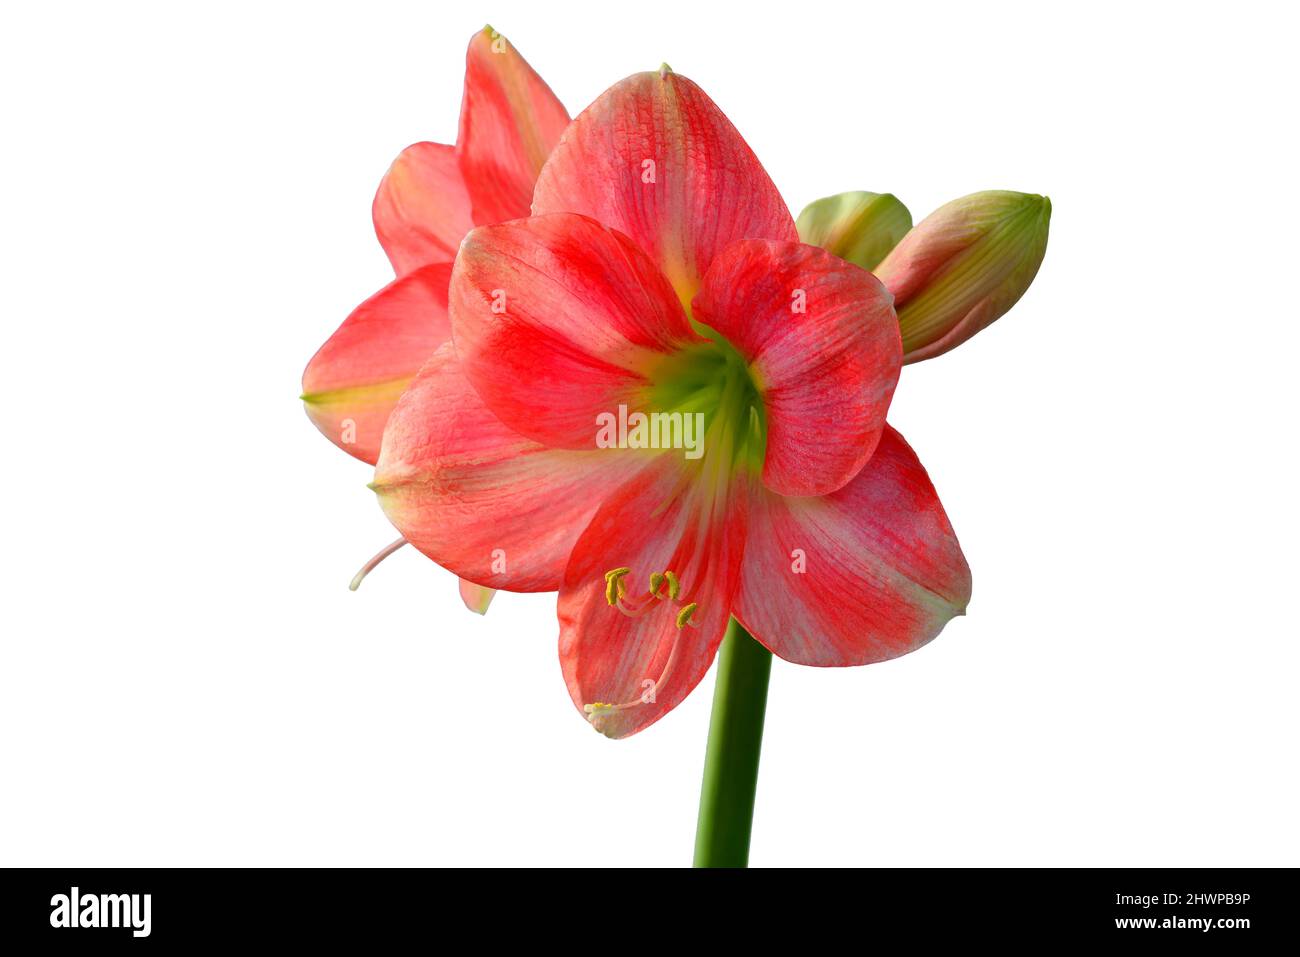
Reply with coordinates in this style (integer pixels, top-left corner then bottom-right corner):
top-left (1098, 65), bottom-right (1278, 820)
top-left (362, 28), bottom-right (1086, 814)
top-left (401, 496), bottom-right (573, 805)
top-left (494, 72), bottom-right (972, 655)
top-left (796, 191), bottom-right (912, 271)
top-left (874, 191), bottom-right (1050, 363)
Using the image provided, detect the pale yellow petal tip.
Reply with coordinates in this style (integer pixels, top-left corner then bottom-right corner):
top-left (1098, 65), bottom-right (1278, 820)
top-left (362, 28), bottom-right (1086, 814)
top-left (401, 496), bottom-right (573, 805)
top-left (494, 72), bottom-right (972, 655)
top-left (478, 25), bottom-right (509, 52)
top-left (458, 581), bottom-right (497, 615)
top-left (658, 62), bottom-right (674, 77)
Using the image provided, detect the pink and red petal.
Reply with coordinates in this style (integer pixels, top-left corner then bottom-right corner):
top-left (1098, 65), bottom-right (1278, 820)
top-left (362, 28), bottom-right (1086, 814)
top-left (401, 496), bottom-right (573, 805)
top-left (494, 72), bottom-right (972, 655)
top-left (372, 143), bottom-right (474, 276)
top-left (373, 344), bottom-right (643, 592)
top-left (448, 212), bottom-right (699, 449)
top-left (694, 240), bottom-right (902, 498)
top-left (559, 458), bottom-right (749, 738)
top-left (735, 427), bottom-right (971, 666)
top-left (457, 27), bottom-right (570, 226)
top-left (301, 263), bottom-right (453, 464)
top-left (532, 69), bottom-right (797, 308)
top-left (371, 29), bottom-right (568, 275)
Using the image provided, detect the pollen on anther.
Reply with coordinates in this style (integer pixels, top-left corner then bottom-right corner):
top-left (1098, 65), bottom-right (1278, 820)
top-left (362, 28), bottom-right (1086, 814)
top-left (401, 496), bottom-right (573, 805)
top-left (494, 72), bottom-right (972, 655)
top-left (675, 602), bottom-right (699, 629)
top-left (604, 567), bottom-right (632, 606)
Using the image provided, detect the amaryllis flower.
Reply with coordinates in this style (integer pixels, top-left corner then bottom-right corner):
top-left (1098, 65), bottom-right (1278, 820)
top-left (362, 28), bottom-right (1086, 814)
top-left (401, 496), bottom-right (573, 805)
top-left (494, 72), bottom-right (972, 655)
top-left (372, 68), bottom-right (972, 738)
top-left (299, 26), bottom-right (568, 610)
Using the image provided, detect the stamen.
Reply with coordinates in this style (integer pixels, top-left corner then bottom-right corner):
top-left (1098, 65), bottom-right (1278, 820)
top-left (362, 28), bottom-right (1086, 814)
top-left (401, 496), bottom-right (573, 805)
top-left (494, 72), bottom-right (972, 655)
top-left (675, 602), bottom-right (699, 629)
top-left (349, 538), bottom-right (407, 591)
top-left (664, 570), bottom-right (680, 600)
top-left (604, 567), bottom-right (632, 606)
top-left (586, 581), bottom-right (699, 732)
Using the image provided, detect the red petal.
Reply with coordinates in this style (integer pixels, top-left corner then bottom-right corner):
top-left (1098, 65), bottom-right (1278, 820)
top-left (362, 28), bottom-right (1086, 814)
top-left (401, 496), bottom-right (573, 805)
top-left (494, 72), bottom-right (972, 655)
top-left (372, 142), bottom-right (474, 276)
top-left (735, 427), bottom-right (971, 666)
top-left (694, 240), bottom-right (901, 497)
top-left (559, 458), bottom-right (749, 738)
top-left (457, 27), bottom-right (570, 226)
top-left (449, 212), bottom-right (698, 449)
top-left (373, 345), bottom-right (641, 592)
top-left (532, 69), bottom-right (796, 308)
top-left (301, 263), bottom-right (452, 464)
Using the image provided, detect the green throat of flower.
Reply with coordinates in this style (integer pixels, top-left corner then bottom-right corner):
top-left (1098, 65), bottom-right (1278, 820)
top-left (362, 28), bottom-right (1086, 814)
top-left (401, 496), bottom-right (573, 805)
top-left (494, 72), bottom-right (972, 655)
top-left (643, 332), bottom-right (766, 476)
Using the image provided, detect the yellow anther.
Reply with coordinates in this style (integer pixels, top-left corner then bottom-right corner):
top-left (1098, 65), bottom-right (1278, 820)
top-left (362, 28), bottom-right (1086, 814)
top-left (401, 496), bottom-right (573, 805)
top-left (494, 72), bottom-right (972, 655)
top-left (675, 602), bottom-right (699, 629)
top-left (583, 702), bottom-right (614, 715)
top-left (664, 570), bottom-right (680, 600)
top-left (648, 572), bottom-right (665, 597)
top-left (604, 567), bottom-right (632, 605)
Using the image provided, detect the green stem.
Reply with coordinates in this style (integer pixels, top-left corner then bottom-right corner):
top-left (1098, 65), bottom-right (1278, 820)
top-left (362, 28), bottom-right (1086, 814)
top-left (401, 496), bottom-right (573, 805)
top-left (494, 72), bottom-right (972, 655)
top-left (693, 618), bottom-right (772, 868)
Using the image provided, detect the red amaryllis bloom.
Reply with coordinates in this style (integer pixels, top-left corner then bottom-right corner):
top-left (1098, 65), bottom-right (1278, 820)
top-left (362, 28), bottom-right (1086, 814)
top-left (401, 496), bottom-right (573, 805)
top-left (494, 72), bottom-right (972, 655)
top-left (373, 68), bottom-right (971, 738)
top-left (301, 27), bottom-right (568, 464)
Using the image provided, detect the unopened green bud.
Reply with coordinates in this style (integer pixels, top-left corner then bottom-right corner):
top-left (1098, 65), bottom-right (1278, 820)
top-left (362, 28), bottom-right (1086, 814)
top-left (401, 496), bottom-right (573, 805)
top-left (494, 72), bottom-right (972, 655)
top-left (875, 190), bottom-right (1051, 362)
top-left (796, 191), bottom-right (912, 271)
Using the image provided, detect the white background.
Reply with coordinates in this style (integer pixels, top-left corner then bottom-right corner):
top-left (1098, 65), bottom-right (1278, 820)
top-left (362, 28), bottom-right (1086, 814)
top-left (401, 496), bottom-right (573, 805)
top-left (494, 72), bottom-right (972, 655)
top-left (2, 1), bottom-right (1297, 867)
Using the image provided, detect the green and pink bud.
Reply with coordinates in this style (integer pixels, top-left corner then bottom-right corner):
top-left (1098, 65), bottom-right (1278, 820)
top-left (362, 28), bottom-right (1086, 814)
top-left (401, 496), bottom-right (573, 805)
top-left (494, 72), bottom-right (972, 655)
top-left (795, 191), bottom-right (912, 271)
top-left (874, 190), bottom-right (1051, 363)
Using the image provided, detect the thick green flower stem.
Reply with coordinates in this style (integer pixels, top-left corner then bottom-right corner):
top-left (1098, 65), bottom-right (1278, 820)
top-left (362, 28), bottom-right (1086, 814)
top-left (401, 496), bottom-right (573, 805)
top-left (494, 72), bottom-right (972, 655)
top-left (693, 618), bottom-right (773, 868)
